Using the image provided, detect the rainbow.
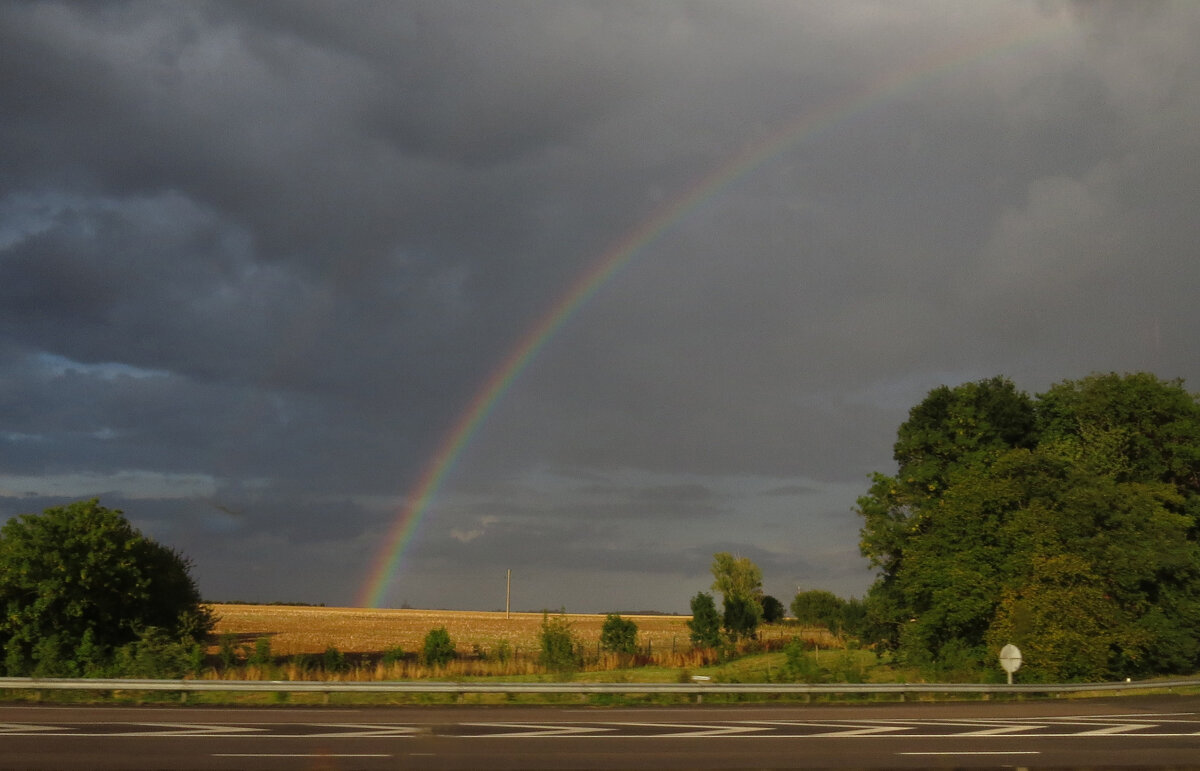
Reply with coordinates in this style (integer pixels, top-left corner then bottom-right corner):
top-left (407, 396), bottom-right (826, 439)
top-left (357, 16), bottom-right (1066, 608)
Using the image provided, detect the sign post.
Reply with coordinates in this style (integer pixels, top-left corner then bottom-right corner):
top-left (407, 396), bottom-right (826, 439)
top-left (999, 643), bottom-right (1022, 685)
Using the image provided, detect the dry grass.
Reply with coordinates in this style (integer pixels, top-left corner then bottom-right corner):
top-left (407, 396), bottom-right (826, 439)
top-left (207, 604), bottom-right (836, 680)
top-left (210, 604), bottom-right (701, 657)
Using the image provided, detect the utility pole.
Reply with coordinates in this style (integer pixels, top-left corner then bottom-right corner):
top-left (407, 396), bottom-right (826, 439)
top-left (506, 569), bottom-right (511, 620)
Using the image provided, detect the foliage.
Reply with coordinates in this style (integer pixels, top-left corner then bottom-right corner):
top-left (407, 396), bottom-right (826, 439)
top-left (710, 553), bottom-right (764, 640)
top-left (110, 627), bottom-right (204, 679)
top-left (538, 612), bottom-right (581, 673)
top-left (599, 614), bottom-right (638, 656)
top-left (687, 592), bottom-right (722, 649)
top-left (778, 638), bottom-right (823, 683)
top-left (323, 645), bottom-right (349, 673)
top-left (721, 595), bottom-right (760, 642)
top-left (248, 637), bottom-right (273, 668)
top-left (218, 634), bottom-right (239, 671)
top-left (422, 627), bottom-right (455, 667)
top-left (791, 590), bottom-right (847, 636)
top-left (857, 373), bottom-right (1200, 681)
top-left (0, 499), bottom-right (213, 677)
top-left (381, 645), bottom-right (406, 665)
top-left (760, 595), bottom-right (785, 624)
top-left (710, 552), bottom-right (763, 605)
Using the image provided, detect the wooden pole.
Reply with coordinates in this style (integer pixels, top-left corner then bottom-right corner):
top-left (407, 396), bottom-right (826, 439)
top-left (506, 569), bottom-right (511, 619)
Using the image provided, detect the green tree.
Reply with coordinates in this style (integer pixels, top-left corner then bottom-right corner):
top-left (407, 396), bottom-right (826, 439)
top-left (722, 595), bottom-right (760, 642)
top-left (857, 373), bottom-right (1200, 679)
top-left (687, 592), bottom-right (722, 649)
top-left (0, 499), bottom-right (213, 676)
top-left (760, 595), bottom-right (785, 624)
top-left (710, 552), bottom-right (763, 604)
top-left (599, 613), bottom-right (638, 656)
top-left (422, 627), bottom-right (455, 667)
top-left (710, 552), bottom-right (763, 639)
top-left (791, 590), bottom-right (847, 636)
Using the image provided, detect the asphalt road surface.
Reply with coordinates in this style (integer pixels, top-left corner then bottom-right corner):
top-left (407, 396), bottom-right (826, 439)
top-left (3, 696), bottom-right (1200, 769)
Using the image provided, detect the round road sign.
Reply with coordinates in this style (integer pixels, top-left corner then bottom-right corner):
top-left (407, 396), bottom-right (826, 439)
top-left (999, 643), bottom-right (1022, 673)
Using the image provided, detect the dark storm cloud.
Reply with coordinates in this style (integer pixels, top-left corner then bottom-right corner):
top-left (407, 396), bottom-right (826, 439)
top-left (3, 1), bottom-right (1200, 610)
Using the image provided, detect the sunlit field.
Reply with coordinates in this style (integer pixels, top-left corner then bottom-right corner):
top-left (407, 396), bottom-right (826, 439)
top-left (207, 604), bottom-right (835, 680)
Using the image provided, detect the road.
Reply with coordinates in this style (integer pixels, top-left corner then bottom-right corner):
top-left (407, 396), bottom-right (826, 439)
top-left (2, 696), bottom-right (1200, 769)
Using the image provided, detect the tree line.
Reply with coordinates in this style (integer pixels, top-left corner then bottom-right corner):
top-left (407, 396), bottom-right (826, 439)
top-left (685, 552), bottom-right (863, 651)
top-left (857, 372), bottom-right (1200, 681)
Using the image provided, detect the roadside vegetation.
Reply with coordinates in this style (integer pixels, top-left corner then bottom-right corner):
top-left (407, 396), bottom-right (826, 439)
top-left (4, 371), bottom-right (1200, 696)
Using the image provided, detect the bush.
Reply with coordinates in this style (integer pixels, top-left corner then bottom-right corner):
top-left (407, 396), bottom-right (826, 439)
top-left (722, 595), bottom-right (761, 642)
top-left (761, 595), bottom-right (785, 624)
top-left (381, 645), bottom-right (406, 665)
top-left (599, 614), bottom-right (638, 656)
top-left (687, 592), bottom-right (722, 649)
top-left (323, 645), bottom-right (349, 674)
top-left (538, 612), bottom-right (581, 673)
top-left (218, 633), bottom-right (239, 671)
top-left (779, 638), bottom-right (823, 683)
top-left (0, 500), bottom-right (213, 676)
top-left (422, 627), bottom-right (455, 667)
top-left (111, 627), bottom-right (203, 679)
top-left (248, 637), bottom-right (273, 668)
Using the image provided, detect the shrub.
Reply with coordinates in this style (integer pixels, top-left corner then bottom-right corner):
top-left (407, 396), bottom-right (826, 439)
top-left (779, 638), bottom-right (823, 683)
top-left (599, 614), bottom-right (638, 656)
top-left (248, 637), bottom-right (273, 668)
top-left (111, 627), bottom-right (202, 678)
top-left (422, 627), bottom-right (455, 667)
top-left (495, 640), bottom-right (512, 663)
top-left (381, 645), bottom-right (406, 665)
top-left (538, 612), bottom-right (581, 673)
top-left (722, 594), bottom-right (761, 642)
top-left (0, 500), bottom-right (212, 676)
top-left (761, 595), bottom-right (785, 624)
top-left (687, 592), bottom-right (722, 649)
top-left (323, 645), bottom-right (349, 674)
top-left (218, 633), bottom-right (239, 671)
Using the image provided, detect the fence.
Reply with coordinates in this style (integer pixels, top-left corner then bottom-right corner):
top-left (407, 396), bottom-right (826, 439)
top-left (3, 676), bottom-right (1199, 703)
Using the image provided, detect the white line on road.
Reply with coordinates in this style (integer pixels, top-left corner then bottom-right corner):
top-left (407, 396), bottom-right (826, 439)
top-left (898, 751), bottom-right (1041, 756)
top-left (302, 724), bottom-right (423, 738)
top-left (462, 723), bottom-right (617, 737)
top-left (615, 723), bottom-right (775, 738)
top-left (213, 754), bottom-right (390, 759)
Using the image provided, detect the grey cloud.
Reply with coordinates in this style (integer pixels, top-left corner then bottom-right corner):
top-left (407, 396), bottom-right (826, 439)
top-left (3, 1), bottom-right (1199, 611)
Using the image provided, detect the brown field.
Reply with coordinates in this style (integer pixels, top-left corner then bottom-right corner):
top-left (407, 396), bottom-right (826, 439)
top-left (208, 604), bottom-right (830, 664)
top-left (210, 604), bottom-right (701, 657)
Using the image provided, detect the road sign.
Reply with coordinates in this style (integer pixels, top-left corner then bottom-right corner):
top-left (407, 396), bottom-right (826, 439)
top-left (999, 643), bottom-right (1022, 684)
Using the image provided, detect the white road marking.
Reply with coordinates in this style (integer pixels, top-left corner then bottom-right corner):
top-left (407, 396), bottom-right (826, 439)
top-left (807, 725), bottom-right (916, 737)
top-left (1075, 723), bottom-right (1153, 735)
top-left (213, 754), bottom-right (390, 758)
top-left (0, 723), bottom-right (65, 733)
top-left (462, 723), bottom-right (617, 737)
top-left (106, 723), bottom-right (268, 737)
top-left (899, 751), bottom-right (1040, 756)
top-left (616, 722), bottom-right (774, 737)
top-left (954, 724), bottom-right (1047, 736)
top-left (301, 724), bottom-right (422, 738)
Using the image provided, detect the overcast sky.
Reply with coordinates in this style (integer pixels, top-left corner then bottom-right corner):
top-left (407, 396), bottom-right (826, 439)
top-left (3, 1), bottom-right (1199, 613)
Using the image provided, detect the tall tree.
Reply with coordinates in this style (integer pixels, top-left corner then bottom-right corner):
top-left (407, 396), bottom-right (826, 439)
top-left (857, 377), bottom-right (1036, 649)
top-left (687, 592), bottom-right (722, 649)
top-left (710, 552), bottom-right (764, 639)
top-left (0, 499), bottom-right (213, 676)
top-left (857, 373), bottom-right (1200, 680)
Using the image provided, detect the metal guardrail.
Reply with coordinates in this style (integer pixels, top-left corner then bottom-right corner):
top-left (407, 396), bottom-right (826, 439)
top-left (2, 677), bottom-right (1199, 697)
